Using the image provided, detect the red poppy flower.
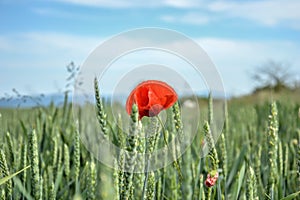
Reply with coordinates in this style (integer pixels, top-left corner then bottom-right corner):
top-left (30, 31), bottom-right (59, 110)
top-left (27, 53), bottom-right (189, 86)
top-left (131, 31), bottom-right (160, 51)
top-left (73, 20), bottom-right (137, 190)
top-left (126, 80), bottom-right (178, 119)
top-left (205, 171), bottom-right (218, 187)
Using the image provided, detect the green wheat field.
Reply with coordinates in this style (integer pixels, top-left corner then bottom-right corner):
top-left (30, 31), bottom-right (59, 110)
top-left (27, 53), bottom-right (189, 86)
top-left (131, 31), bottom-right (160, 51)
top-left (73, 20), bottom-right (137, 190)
top-left (0, 86), bottom-right (299, 200)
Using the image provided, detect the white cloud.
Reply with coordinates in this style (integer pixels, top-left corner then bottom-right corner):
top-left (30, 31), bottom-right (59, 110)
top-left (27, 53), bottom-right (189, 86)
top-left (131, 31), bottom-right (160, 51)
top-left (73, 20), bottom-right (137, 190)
top-left (52, 0), bottom-right (210, 8)
top-left (31, 7), bottom-right (95, 20)
top-left (54, 0), bottom-right (133, 8)
top-left (0, 32), bottom-right (102, 94)
top-left (1, 31), bottom-right (299, 95)
top-left (159, 0), bottom-right (300, 29)
top-left (208, 0), bottom-right (300, 27)
top-left (161, 12), bottom-right (211, 25)
top-left (196, 37), bottom-right (300, 95)
top-left (0, 32), bottom-right (101, 65)
top-left (163, 0), bottom-right (203, 8)
top-left (53, 0), bottom-right (300, 27)
top-left (53, 0), bottom-right (202, 8)
top-left (56, 0), bottom-right (207, 8)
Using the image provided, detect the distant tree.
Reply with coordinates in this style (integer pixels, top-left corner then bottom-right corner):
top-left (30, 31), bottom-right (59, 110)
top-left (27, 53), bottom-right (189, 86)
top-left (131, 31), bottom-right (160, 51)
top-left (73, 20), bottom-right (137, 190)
top-left (251, 60), bottom-right (293, 92)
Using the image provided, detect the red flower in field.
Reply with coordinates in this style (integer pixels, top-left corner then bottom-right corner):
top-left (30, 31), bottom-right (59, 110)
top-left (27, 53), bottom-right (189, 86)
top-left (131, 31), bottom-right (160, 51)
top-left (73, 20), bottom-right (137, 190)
top-left (205, 171), bottom-right (218, 187)
top-left (126, 80), bottom-right (177, 119)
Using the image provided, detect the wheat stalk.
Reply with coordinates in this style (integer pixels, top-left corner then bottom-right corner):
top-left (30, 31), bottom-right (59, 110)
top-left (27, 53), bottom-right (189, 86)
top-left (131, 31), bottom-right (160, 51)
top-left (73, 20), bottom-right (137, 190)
top-left (94, 77), bottom-right (109, 137)
top-left (266, 102), bottom-right (279, 200)
top-left (87, 159), bottom-right (96, 200)
top-left (246, 166), bottom-right (258, 200)
top-left (73, 130), bottom-right (80, 182)
top-left (28, 129), bottom-right (40, 200)
top-left (121, 104), bottom-right (138, 200)
top-left (63, 143), bottom-right (70, 179)
top-left (0, 149), bottom-right (12, 199)
top-left (5, 132), bottom-right (14, 170)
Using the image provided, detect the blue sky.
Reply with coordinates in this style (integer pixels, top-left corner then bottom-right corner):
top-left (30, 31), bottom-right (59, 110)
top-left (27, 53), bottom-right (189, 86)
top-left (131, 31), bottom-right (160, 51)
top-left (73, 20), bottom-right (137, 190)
top-left (1, 0), bottom-right (300, 97)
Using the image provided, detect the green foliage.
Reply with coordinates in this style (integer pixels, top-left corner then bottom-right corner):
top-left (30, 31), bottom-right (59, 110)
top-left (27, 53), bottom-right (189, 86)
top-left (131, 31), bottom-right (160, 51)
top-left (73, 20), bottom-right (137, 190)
top-left (0, 92), bottom-right (299, 200)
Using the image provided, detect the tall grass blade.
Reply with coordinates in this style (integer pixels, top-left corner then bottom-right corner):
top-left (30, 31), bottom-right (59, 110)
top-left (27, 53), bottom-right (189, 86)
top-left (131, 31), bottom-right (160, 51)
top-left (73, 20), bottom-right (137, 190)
top-left (0, 165), bottom-right (30, 186)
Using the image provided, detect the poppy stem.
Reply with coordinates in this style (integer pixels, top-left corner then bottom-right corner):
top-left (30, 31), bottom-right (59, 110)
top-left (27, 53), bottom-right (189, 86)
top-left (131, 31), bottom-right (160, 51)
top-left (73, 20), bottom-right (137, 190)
top-left (155, 116), bottom-right (183, 182)
top-left (155, 116), bottom-right (168, 146)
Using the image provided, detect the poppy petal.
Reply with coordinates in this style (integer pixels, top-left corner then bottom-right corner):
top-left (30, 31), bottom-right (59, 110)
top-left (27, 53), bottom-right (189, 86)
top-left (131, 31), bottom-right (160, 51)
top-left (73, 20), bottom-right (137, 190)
top-left (126, 80), bottom-right (177, 119)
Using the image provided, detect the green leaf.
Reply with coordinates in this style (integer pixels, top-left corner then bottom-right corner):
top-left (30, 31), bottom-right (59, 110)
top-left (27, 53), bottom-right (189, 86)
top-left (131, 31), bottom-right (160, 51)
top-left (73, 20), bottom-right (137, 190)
top-left (217, 176), bottom-right (223, 200)
top-left (234, 162), bottom-right (246, 200)
top-left (54, 166), bottom-right (64, 193)
top-left (0, 165), bottom-right (31, 185)
top-left (13, 176), bottom-right (34, 200)
top-left (280, 191), bottom-right (300, 200)
top-left (226, 145), bottom-right (247, 189)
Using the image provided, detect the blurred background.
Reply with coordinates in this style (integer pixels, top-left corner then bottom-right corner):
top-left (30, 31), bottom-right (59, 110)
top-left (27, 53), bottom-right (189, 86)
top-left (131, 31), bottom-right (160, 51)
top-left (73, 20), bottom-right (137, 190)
top-left (1, 0), bottom-right (300, 106)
